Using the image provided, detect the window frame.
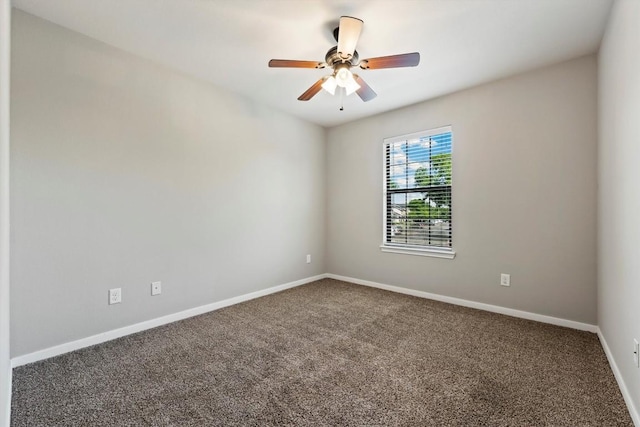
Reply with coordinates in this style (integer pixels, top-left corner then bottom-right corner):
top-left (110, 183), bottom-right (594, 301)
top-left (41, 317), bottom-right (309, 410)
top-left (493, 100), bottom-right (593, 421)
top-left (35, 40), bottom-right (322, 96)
top-left (380, 126), bottom-right (456, 259)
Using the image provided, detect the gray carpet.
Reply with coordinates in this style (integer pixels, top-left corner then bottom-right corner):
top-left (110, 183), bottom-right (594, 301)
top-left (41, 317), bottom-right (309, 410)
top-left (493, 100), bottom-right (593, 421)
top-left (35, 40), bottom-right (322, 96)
top-left (11, 279), bottom-right (633, 426)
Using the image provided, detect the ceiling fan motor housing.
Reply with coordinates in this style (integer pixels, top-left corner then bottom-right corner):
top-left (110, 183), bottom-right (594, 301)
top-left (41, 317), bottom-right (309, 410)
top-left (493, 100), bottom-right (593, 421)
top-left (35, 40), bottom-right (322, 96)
top-left (325, 46), bottom-right (359, 69)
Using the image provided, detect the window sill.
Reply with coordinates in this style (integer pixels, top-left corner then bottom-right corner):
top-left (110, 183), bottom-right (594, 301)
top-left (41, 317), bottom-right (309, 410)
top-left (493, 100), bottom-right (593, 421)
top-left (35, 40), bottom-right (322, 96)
top-left (380, 244), bottom-right (456, 259)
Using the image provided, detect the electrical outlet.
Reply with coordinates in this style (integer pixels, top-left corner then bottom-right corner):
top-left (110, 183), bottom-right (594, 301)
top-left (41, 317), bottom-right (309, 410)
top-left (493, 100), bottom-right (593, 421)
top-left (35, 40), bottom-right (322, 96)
top-left (634, 339), bottom-right (639, 368)
top-left (109, 288), bottom-right (121, 305)
top-left (306, 254), bottom-right (311, 264)
top-left (151, 281), bottom-right (162, 296)
top-left (500, 274), bottom-right (510, 287)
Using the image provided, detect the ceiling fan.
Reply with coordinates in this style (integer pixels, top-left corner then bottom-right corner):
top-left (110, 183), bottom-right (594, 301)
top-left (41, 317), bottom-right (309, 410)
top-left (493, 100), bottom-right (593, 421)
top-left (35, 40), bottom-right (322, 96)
top-left (268, 16), bottom-right (420, 104)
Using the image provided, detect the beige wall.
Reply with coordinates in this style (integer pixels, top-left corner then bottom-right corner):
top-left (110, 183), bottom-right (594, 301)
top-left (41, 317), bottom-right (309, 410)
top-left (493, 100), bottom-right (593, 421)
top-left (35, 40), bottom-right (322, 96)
top-left (598, 0), bottom-right (640, 422)
top-left (10, 10), bottom-right (326, 357)
top-left (1, 1), bottom-right (11, 426)
top-left (326, 55), bottom-right (598, 324)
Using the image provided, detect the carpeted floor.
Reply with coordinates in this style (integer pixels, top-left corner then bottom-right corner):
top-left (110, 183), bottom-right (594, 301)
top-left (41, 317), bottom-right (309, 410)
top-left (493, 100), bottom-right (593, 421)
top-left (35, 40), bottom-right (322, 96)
top-left (11, 279), bottom-right (633, 426)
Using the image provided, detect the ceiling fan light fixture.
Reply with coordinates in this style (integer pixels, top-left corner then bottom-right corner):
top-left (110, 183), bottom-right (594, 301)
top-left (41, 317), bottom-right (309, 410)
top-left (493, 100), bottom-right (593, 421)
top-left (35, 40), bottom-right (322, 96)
top-left (334, 65), bottom-right (361, 96)
top-left (321, 76), bottom-right (337, 95)
top-left (335, 65), bottom-right (352, 87)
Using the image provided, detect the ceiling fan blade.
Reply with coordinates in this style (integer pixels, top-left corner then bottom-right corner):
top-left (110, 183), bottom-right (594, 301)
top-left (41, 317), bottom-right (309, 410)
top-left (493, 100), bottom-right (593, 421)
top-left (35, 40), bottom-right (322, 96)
top-left (359, 52), bottom-right (420, 70)
top-left (337, 16), bottom-right (363, 60)
top-left (353, 75), bottom-right (377, 102)
top-left (269, 59), bottom-right (325, 69)
top-left (298, 78), bottom-right (326, 101)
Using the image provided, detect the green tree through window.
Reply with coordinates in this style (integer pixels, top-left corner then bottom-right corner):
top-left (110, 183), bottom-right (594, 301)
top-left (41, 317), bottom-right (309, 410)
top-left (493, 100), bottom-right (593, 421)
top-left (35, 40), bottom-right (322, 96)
top-left (413, 152), bottom-right (451, 218)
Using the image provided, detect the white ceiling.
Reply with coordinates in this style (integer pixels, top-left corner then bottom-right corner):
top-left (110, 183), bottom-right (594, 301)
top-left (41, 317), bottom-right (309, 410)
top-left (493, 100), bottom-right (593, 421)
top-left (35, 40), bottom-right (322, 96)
top-left (13, 0), bottom-right (612, 128)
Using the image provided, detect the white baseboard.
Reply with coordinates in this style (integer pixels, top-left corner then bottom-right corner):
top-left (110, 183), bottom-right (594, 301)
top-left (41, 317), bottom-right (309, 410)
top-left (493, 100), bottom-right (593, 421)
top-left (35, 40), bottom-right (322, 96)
top-left (11, 272), bottom-right (599, 367)
top-left (597, 328), bottom-right (640, 426)
top-left (326, 273), bottom-right (597, 332)
top-left (11, 274), bottom-right (326, 368)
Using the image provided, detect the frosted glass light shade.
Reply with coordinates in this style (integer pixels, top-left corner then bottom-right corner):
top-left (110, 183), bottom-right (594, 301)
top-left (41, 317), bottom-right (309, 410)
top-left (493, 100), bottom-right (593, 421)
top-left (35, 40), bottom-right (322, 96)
top-left (344, 75), bottom-right (361, 95)
top-left (335, 66), bottom-right (352, 87)
top-left (321, 76), bottom-right (337, 95)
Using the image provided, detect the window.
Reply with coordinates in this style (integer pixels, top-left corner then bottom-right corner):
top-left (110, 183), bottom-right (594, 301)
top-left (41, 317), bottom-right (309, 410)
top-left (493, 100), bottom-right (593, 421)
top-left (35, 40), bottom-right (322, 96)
top-left (381, 126), bottom-right (455, 259)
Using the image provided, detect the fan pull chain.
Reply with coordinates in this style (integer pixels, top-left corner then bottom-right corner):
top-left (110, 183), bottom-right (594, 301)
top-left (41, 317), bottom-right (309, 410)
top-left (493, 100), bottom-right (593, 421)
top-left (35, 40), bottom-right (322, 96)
top-left (339, 87), bottom-right (344, 111)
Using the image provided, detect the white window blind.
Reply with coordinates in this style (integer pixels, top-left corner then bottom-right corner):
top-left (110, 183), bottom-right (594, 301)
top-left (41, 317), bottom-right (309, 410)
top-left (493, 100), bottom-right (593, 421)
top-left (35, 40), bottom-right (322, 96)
top-left (382, 126), bottom-right (453, 257)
